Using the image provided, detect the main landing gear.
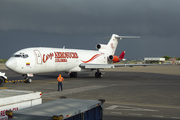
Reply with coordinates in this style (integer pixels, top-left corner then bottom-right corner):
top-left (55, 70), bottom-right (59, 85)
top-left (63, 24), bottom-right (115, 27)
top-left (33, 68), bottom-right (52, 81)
top-left (23, 75), bottom-right (33, 83)
top-left (68, 70), bottom-right (103, 78)
top-left (95, 69), bottom-right (103, 78)
top-left (69, 72), bottom-right (77, 78)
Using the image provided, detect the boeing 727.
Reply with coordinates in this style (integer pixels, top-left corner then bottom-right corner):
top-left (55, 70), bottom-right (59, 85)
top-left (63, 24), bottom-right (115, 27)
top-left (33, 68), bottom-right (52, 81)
top-left (4, 34), bottom-right (166, 84)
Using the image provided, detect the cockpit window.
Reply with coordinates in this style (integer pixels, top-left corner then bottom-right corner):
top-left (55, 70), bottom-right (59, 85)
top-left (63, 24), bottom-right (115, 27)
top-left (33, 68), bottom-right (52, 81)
top-left (22, 54), bottom-right (29, 58)
top-left (12, 54), bottom-right (29, 58)
top-left (12, 55), bottom-right (21, 57)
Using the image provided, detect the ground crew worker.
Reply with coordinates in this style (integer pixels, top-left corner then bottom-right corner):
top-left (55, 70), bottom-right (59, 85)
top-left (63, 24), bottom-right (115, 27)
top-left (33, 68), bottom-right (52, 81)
top-left (57, 74), bottom-right (64, 91)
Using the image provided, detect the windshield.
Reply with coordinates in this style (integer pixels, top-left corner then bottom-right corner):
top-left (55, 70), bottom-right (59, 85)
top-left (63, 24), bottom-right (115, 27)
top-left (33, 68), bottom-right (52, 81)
top-left (12, 54), bottom-right (29, 58)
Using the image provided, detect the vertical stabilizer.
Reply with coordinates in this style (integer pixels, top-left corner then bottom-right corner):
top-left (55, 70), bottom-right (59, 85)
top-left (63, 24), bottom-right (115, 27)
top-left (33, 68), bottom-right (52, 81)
top-left (97, 34), bottom-right (140, 55)
top-left (107, 34), bottom-right (120, 55)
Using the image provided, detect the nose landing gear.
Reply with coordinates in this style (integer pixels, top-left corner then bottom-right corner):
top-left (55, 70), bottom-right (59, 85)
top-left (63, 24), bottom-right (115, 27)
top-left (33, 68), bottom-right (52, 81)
top-left (23, 74), bottom-right (33, 83)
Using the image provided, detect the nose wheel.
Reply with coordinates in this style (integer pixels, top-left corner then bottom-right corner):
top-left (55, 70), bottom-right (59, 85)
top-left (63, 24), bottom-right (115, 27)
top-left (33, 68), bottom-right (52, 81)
top-left (23, 75), bottom-right (33, 83)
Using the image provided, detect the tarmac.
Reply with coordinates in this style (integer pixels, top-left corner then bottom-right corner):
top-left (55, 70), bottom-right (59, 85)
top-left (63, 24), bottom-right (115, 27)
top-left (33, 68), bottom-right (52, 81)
top-left (1, 63), bottom-right (180, 120)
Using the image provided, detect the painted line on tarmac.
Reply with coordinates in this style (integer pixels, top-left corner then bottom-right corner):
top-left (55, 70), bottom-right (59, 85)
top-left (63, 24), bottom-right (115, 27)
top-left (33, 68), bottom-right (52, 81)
top-left (106, 105), bottom-right (158, 112)
top-left (106, 105), bottom-right (119, 110)
top-left (152, 115), bottom-right (163, 118)
top-left (42, 84), bottom-right (117, 98)
top-left (171, 117), bottom-right (180, 119)
top-left (111, 112), bottom-right (122, 114)
top-left (105, 101), bottom-right (180, 109)
top-left (129, 113), bottom-right (142, 116)
top-left (106, 104), bottom-right (180, 119)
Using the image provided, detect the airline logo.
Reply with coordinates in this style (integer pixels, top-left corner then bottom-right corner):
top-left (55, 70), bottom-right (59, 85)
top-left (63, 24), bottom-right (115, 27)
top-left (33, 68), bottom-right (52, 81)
top-left (43, 53), bottom-right (54, 63)
top-left (43, 52), bottom-right (78, 63)
top-left (111, 43), bottom-right (114, 49)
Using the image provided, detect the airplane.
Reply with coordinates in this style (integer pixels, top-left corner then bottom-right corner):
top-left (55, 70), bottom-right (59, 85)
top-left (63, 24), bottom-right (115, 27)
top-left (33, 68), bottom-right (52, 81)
top-left (4, 34), bottom-right (168, 84)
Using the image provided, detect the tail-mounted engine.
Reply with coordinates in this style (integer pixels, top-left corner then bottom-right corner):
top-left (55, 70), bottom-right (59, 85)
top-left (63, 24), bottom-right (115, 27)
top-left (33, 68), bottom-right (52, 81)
top-left (96, 44), bottom-right (108, 50)
top-left (108, 55), bottom-right (119, 62)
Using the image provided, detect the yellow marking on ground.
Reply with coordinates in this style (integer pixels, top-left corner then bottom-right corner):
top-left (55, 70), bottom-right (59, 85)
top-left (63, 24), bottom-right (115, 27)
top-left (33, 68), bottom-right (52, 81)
top-left (5, 80), bottom-right (26, 83)
top-left (0, 87), bottom-right (7, 89)
top-left (33, 81), bottom-right (68, 83)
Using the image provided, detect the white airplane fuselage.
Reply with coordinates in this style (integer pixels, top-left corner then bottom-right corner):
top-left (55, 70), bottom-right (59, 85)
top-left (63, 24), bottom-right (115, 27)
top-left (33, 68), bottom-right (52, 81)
top-left (5, 34), bottom-right (134, 82)
top-left (6, 47), bottom-right (110, 74)
top-left (2, 34), bottom-right (168, 86)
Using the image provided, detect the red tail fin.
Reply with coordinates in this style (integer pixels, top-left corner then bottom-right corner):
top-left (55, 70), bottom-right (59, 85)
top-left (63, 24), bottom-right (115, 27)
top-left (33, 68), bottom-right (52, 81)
top-left (112, 51), bottom-right (125, 63)
top-left (119, 51), bottom-right (125, 60)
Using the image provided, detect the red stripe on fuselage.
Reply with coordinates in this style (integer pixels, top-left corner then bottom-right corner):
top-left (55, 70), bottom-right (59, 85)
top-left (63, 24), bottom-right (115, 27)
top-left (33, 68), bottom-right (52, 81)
top-left (81, 54), bottom-right (102, 63)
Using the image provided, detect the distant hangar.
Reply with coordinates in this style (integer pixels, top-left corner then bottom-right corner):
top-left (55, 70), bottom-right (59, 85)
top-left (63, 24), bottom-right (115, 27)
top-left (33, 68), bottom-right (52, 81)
top-left (144, 57), bottom-right (165, 63)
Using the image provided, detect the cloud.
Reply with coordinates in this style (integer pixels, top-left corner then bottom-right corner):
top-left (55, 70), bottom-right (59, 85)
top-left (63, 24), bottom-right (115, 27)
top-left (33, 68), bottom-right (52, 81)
top-left (0, 0), bottom-right (180, 59)
top-left (0, 0), bottom-right (180, 37)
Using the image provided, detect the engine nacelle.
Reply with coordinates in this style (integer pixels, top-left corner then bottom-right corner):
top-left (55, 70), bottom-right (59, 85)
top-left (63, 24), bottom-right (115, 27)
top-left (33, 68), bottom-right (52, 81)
top-left (96, 44), bottom-right (107, 50)
top-left (108, 55), bottom-right (119, 62)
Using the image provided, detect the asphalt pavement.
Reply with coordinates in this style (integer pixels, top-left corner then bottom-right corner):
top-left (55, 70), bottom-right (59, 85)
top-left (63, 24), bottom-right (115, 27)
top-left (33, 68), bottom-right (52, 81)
top-left (1, 64), bottom-right (180, 120)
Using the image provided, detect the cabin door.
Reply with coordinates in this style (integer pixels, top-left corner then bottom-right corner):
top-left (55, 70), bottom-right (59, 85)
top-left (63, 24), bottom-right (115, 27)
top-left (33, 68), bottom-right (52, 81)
top-left (34, 50), bottom-right (42, 64)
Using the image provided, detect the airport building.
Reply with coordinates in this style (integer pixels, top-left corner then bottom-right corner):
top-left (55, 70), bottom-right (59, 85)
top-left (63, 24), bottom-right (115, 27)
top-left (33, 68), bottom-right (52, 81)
top-left (144, 57), bottom-right (165, 63)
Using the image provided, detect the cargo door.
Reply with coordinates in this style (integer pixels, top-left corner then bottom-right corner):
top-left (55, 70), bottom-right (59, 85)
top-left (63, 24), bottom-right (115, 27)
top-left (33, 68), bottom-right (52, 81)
top-left (34, 50), bottom-right (42, 64)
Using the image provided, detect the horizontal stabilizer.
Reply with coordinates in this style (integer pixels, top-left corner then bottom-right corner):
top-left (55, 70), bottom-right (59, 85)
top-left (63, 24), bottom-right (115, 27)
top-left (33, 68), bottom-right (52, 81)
top-left (115, 36), bottom-right (140, 41)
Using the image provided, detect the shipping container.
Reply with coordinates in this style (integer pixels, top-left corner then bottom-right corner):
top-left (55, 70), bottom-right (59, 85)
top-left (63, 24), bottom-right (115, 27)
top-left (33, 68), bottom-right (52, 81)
top-left (8, 98), bottom-right (105, 120)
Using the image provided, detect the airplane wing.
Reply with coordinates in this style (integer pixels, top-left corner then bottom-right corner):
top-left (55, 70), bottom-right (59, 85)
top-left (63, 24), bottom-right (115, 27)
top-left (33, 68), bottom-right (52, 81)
top-left (79, 63), bottom-right (170, 69)
top-left (80, 63), bottom-right (114, 69)
top-left (113, 63), bottom-right (170, 67)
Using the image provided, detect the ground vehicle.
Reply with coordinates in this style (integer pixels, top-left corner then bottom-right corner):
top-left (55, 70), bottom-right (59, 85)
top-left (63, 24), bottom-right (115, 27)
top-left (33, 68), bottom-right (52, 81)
top-left (0, 72), bottom-right (7, 87)
top-left (0, 89), bottom-right (42, 117)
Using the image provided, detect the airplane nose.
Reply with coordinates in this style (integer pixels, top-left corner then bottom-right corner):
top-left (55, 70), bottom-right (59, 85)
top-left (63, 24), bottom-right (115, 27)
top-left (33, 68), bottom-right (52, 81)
top-left (5, 58), bottom-right (17, 71)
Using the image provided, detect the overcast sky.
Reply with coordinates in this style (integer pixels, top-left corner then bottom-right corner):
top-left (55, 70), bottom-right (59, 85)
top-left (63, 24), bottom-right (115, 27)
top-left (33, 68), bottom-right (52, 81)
top-left (0, 0), bottom-right (180, 59)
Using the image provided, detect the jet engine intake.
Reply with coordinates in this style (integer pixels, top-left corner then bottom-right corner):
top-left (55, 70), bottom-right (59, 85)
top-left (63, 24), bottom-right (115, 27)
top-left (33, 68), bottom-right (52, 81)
top-left (108, 55), bottom-right (119, 62)
top-left (96, 44), bottom-right (107, 50)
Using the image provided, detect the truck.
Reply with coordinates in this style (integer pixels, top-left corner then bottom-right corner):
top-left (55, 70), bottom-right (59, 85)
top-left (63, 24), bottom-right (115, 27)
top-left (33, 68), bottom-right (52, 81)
top-left (0, 72), bottom-right (7, 87)
top-left (0, 89), bottom-right (42, 118)
top-left (7, 98), bottom-right (105, 120)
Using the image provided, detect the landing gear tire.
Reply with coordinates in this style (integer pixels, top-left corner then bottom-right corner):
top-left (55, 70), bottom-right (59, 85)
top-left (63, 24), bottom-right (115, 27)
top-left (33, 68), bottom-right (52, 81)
top-left (70, 73), bottom-right (73, 78)
top-left (24, 75), bottom-right (33, 83)
top-left (27, 78), bottom-right (32, 83)
top-left (24, 78), bottom-right (33, 83)
top-left (70, 72), bottom-right (77, 78)
top-left (0, 77), bottom-right (5, 87)
top-left (95, 72), bottom-right (98, 78)
top-left (95, 72), bottom-right (103, 78)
